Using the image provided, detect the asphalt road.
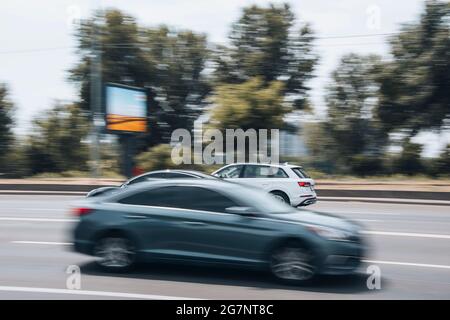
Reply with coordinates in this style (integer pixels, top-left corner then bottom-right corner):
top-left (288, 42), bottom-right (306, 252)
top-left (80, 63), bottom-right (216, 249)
top-left (0, 195), bottom-right (449, 299)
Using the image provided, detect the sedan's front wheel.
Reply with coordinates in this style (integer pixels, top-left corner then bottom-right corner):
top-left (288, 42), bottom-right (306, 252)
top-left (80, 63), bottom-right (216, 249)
top-left (270, 243), bottom-right (316, 284)
top-left (93, 236), bottom-right (136, 272)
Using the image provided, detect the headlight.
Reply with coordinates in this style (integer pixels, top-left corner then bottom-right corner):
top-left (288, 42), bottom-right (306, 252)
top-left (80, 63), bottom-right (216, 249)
top-left (304, 224), bottom-right (352, 242)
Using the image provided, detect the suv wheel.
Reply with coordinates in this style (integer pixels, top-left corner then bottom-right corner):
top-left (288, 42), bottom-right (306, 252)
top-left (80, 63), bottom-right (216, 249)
top-left (270, 191), bottom-right (290, 204)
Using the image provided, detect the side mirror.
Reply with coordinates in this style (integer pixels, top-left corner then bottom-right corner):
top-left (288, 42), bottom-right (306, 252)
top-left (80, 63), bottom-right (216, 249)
top-left (225, 206), bottom-right (258, 216)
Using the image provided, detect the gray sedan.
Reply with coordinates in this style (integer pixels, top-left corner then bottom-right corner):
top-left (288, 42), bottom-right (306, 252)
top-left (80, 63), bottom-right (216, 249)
top-left (72, 179), bottom-right (367, 284)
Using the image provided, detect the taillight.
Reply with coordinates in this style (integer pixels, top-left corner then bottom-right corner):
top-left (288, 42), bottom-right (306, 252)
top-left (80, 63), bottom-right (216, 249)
top-left (298, 181), bottom-right (311, 187)
top-left (72, 207), bottom-right (92, 216)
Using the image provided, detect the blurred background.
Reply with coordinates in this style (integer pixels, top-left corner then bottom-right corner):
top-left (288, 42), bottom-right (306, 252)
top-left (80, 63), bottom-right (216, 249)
top-left (0, 0), bottom-right (449, 180)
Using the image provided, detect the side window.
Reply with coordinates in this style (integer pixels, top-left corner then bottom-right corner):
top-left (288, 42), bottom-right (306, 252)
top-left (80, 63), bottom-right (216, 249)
top-left (118, 186), bottom-right (238, 213)
top-left (242, 165), bottom-right (258, 178)
top-left (182, 187), bottom-right (238, 212)
top-left (145, 173), bottom-right (167, 179)
top-left (215, 165), bottom-right (243, 178)
top-left (271, 168), bottom-right (288, 178)
top-left (118, 187), bottom-right (175, 206)
top-left (243, 166), bottom-right (288, 178)
top-left (164, 173), bottom-right (195, 179)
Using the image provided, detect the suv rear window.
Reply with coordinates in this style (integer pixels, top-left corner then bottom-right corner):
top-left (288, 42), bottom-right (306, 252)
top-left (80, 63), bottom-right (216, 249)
top-left (243, 165), bottom-right (288, 178)
top-left (292, 167), bottom-right (310, 179)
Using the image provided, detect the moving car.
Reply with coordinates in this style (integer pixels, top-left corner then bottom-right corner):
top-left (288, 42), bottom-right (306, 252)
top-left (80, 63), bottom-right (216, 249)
top-left (212, 163), bottom-right (317, 206)
top-left (72, 179), bottom-right (366, 283)
top-left (86, 169), bottom-right (216, 197)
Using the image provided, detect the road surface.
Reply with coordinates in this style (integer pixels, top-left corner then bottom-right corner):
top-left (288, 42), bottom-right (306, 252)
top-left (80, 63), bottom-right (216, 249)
top-left (0, 195), bottom-right (449, 299)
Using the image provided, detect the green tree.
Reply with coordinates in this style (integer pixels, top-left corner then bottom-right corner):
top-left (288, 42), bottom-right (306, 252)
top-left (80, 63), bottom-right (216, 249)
top-left (141, 26), bottom-right (210, 143)
top-left (392, 139), bottom-right (424, 175)
top-left (25, 104), bottom-right (90, 174)
top-left (210, 77), bottom-right (287, 130)
top-left (307, 54), bottom-right (386, 174)
top-left (69, 10), bottom-right (150, 112)
top-left (214, 3), bottom-right (318, 110)
top-left (135, 144), bottom-right (182, 172)
top-left (376, 1), bottom-right (450, 134)
top-left (303, 122), bottom-right (338, 173)
top-left (0, 84), bottom-right (15, 172)
top-left (69, 9), bottom-right (210, 146)
top-left (433, 144), bottom-right (450, 175)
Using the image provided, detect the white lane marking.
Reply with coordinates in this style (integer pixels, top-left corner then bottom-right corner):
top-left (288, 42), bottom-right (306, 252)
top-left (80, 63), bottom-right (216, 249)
top-left (364, 260), bottom-right (450, 270)
top-left (11, 241), bottom-right (72, 246)
top-left (20, 208), bottom-right (62, 211)
top-left (0, 208), bottom-right (63, 212)
top-left (0, 217), bottom-right (75, 222)
top-left (319, 197), bottom-right (450, 206)
top-left (0, 286), bottom-right (199, 300)
top-left (0, 191), bottom-right (85, 195)
top-left (362, 230), bottom-right (450, 239)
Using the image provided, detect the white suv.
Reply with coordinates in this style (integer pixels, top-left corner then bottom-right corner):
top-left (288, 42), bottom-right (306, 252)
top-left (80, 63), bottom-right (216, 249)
top-left (212, 163), bottom-right (317, 207)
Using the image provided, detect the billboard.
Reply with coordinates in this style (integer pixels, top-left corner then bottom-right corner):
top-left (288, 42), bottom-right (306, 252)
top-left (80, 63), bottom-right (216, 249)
top-left (105, 84), bottom-right (147, 133)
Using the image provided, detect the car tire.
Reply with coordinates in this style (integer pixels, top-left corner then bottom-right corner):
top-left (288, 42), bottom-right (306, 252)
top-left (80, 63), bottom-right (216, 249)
top-left (93, 235), bottom-right (136, 272)
top-left (269, 241), bottom-right (317, 284)
top-left (270, 191), bottom-right (290, 204)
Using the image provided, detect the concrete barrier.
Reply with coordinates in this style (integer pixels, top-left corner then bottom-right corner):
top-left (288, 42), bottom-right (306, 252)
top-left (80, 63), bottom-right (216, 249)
top-left (0, 183), bottom-right (449, 203)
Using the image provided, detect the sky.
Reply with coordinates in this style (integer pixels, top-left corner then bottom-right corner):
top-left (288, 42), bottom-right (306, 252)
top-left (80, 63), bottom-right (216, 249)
top-left (0, 0), bottom-right (448, 156)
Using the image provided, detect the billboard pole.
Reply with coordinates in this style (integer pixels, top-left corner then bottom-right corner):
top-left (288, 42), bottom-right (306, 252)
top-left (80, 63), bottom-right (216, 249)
top-left (90, 10), bottom-right (102, 178)
top-left (121, 134), bottom-right (135, 179)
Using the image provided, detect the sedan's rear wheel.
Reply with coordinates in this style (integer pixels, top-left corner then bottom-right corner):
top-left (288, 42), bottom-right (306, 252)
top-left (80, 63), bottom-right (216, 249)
top-left (94, 236), bottom-right (136, 271)
top-left (270, 243), bottom-right (316, 284)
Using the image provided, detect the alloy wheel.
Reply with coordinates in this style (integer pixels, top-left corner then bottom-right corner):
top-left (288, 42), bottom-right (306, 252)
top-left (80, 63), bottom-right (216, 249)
top-left (270, 246), bottom-right (315, 282)
top-left (94, 237), bottom-right (135, 269)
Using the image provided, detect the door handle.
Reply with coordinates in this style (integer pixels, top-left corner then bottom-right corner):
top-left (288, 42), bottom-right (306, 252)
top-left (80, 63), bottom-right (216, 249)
top-left (181, 221), bottom-right (206, 227)
top-left (124, 215), bottom-right (148, 220)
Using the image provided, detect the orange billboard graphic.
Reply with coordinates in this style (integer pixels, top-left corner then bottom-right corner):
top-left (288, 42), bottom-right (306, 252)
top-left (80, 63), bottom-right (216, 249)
top-left (105, 84), bottom-right (147, 133)
top-left (106, 114), bottom-right (147, 133)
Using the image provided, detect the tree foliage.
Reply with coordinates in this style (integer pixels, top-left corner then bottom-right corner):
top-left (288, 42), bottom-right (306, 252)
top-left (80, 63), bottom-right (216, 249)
top-left (392, 139), bottom-right (424, 175)
top-left (213, 3), bottom-right (318, 110)
top-left (376, 1), bottom-right (450, 134)
top-left (0, 84), bottom-right (15, 170)
top-left (135, 144), bottom-right (181, 172)
top-left (306, 54), bottom-right (386, 173)
top-left (69, 9), bottom-right (210, 146)
top-left (25, 104), bottom-right (90, 174)
top-left (210, 77), bottom-right (287, 130)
